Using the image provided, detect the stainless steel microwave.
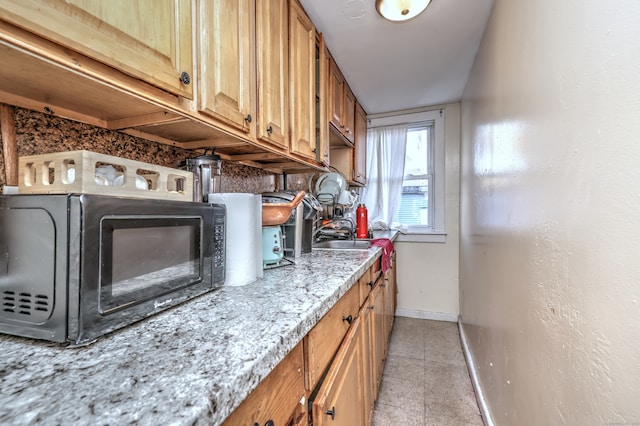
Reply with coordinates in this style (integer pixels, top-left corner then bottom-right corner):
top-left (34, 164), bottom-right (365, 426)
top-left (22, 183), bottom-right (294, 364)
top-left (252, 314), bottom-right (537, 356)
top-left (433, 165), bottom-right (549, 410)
top-left (0, 194), bottom-right (225, 345)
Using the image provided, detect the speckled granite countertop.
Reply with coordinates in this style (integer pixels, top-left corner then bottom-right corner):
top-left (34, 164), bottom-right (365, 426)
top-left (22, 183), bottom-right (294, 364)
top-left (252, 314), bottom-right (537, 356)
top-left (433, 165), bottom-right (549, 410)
top-left (0, 232), bottom-right (397, 425)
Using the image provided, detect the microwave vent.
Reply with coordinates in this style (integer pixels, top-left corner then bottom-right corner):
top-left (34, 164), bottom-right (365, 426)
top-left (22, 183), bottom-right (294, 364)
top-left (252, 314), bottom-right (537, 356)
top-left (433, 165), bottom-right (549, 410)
top-left (2, 290), bottom-right (51, 320)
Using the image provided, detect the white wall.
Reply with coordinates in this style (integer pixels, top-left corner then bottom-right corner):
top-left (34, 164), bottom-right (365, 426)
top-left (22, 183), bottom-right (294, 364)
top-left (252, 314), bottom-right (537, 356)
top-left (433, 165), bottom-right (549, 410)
top-left (460, 1), bottom-right (640, 425)
top-left (396, 103), bottom-right (460, 322)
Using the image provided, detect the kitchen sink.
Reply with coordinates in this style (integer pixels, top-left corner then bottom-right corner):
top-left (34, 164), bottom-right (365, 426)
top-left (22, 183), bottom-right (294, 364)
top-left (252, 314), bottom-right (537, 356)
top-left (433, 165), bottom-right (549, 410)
top-left (312, 240), bottom-right (372, 250)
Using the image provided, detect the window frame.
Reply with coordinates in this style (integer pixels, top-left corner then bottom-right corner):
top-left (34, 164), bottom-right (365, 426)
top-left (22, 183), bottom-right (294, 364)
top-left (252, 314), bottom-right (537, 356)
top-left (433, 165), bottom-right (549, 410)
top-left (367, 109), bottom-right (445, 240)
top-left (398, 123), bottom-right (435, 229)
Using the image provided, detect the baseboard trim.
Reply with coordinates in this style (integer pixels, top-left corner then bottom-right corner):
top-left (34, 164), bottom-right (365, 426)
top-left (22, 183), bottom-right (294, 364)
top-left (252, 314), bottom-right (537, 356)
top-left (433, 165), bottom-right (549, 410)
top-left (395, 308), bottom-right (459, 322)
top-left (458, 321), bottom-right (495, 426)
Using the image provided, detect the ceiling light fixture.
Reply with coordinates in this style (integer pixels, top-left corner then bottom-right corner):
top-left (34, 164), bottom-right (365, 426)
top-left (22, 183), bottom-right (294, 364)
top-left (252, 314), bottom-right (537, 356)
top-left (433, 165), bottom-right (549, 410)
top-left (375, 0), bottom-right (431, 22)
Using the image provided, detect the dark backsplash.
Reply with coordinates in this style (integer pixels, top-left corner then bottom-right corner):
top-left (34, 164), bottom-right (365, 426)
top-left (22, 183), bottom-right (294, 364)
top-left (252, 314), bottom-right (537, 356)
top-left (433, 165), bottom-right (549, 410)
top-left (0, 107), bottom-right (279, 194)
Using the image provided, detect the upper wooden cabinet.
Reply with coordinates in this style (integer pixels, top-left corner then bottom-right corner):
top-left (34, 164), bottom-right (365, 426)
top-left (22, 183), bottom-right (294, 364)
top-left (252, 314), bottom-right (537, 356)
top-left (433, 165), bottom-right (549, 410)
top-left (0, 0), bottom-right (334, 172)
top-left (354, 102), bottom-right (367, 185)
top-left (328, 56), bottom-right (355, 145)
top-left (343, 84), bottom-right (356, 144)
top-left (0, 0), bottom-right (194, 99)
top-left (198, 0), bottom-right (255, 135)
top-left (316, 33), bottom-right (331, 166)
top-left (329, 58), bottom-right (345, 132)
top-left (289, 0), bottom-right (317, 160)
top-left (256, 0), bottom-right (289, 149)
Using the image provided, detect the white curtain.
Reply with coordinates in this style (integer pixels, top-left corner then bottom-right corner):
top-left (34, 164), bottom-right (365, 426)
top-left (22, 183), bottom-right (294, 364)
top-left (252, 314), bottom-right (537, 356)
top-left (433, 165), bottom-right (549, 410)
top-left (360, 124), bottom-right (408, 230)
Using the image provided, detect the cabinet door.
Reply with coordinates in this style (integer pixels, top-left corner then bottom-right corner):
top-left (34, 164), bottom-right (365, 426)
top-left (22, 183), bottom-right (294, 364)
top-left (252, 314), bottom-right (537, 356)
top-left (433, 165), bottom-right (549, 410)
top-left (256, 0), bottom-right (288, 148)
top-left (384, 252), bottom-right (398, 342)
top-left (305, 284), bottom-right (359, 391)
top-left (0, 0), bottom-right (193, 98)
top-left (312, 316), bottom-right (363, 426)
top-left (359, 303), bottom-right (375, 425)
top-left (316, 33), bottom-right (331, 166)
top-left (328, 57), bottom-right (344, 132)
top-left (222, 341), bottom-right (305, 426)
top-left (371, 281), bottom-right (386, 395)
top-left (199, 0), bottom-right (255, 134)
top-left (343, 84), bottom-right (356, 144)
top-left (354, 102), bottom-right (368, 184)
top-left (381, 279), bottom-right (393, 359)
top-left (289, 0), bottom-right (316, 159)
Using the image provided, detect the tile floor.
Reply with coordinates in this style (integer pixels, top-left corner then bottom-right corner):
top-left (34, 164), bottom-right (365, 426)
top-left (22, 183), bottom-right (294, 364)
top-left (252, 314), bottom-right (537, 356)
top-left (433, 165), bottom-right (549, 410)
top-left (372, 317), bottom-right (484, 426)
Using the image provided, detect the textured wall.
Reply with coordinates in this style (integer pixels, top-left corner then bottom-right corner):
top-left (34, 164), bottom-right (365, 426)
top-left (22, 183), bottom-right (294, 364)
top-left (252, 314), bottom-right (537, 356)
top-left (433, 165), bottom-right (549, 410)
top-left (460, 1), bottom-right (640, 425)
top-left (0, 107), bottom-right (276, 194)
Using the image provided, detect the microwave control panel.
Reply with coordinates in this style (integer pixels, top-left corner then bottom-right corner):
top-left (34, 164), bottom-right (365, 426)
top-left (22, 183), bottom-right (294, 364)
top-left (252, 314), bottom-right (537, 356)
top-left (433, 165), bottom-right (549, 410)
top-left (211, 204), bottom-right (226, 285)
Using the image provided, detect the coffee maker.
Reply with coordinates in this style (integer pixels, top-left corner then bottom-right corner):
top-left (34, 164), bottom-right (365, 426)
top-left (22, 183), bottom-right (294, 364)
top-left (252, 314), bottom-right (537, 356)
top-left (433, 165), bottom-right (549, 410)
top-left (261, 191), bottom-right (322, 258)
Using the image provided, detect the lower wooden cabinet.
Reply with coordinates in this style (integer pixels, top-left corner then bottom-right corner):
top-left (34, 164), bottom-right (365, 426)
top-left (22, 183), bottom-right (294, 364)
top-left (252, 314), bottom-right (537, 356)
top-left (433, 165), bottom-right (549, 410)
top-left (305, 283), bottom-right (360, 391)
top-left (223, 251), bottom-right (397, 425)
top-left (359, 301), bottom-right (375, 425)
top-left (310, 253), bottom-right (396, 426)
top-left (222, 341), bottom-right (305, 426)
top-left (370, 280), bottom-right (386, 396)
top-left (312, 315), bottom-right (363, 426)
top-left (357, 267), bottom-right (372, 307)
top-left (383, 253), bottom-right (398, 346)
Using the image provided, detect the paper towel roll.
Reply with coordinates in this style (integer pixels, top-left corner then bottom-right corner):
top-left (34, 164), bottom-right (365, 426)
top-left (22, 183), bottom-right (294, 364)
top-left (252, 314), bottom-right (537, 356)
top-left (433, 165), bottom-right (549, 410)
top-left (209, 193), bottom-right (263, 286)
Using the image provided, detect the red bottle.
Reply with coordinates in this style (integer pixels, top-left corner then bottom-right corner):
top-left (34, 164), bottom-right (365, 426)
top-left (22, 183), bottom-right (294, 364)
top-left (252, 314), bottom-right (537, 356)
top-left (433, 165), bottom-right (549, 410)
top-left (356, 204), bottom-right (368, 238)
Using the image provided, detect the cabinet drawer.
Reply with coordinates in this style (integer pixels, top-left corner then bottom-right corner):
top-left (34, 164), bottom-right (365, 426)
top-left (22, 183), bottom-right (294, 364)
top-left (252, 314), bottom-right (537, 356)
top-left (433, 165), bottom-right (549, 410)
top-left (222, 341), bottom-right (305, 426)
top-left (305, 284), bottom-right (359, 391)
top-left (371, 257), bottom-right (382, 283)
top-left (357, 267), bottom-right (372, 307)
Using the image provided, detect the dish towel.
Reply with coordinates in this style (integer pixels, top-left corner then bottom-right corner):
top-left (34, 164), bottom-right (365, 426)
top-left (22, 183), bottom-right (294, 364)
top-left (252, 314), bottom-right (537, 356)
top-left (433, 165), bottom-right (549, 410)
top-left (371, 238), bottom-right (394, 274)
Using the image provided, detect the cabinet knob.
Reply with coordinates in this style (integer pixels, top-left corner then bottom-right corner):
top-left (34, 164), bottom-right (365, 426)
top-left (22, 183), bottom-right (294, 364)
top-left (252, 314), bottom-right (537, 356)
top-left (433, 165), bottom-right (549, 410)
top-left (326, 407), bottom-right (336, 420)
top-left (342, 314), bottom-right (353, 325)
top-left (245, 114), bottom-right (252, 123)
top-left (267, 125), bottom-right (273, 134)
top-left (265, 421), bottom-right (275, 426)
top-left (367, 281), bottom-right (373, 288)
top-left (180, 71), bottom-right (191, 85)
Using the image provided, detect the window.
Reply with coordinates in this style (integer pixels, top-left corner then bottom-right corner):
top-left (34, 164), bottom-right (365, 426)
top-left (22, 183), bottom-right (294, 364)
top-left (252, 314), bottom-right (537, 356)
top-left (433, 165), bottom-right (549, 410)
top-left (396, 125), bottom-right (434, 227)
top-left (367, 108), bottom-right (445, 239)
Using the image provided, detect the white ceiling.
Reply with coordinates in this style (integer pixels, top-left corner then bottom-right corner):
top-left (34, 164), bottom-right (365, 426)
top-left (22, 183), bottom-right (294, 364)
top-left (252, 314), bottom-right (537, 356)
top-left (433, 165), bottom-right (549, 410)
top-left (299, 0), bottom-right (495, 115)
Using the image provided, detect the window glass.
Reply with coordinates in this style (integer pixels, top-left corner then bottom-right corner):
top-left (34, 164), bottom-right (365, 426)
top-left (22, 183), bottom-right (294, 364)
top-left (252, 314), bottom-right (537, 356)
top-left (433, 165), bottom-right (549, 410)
top-left (396, 125), bottom-right (434, 227)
